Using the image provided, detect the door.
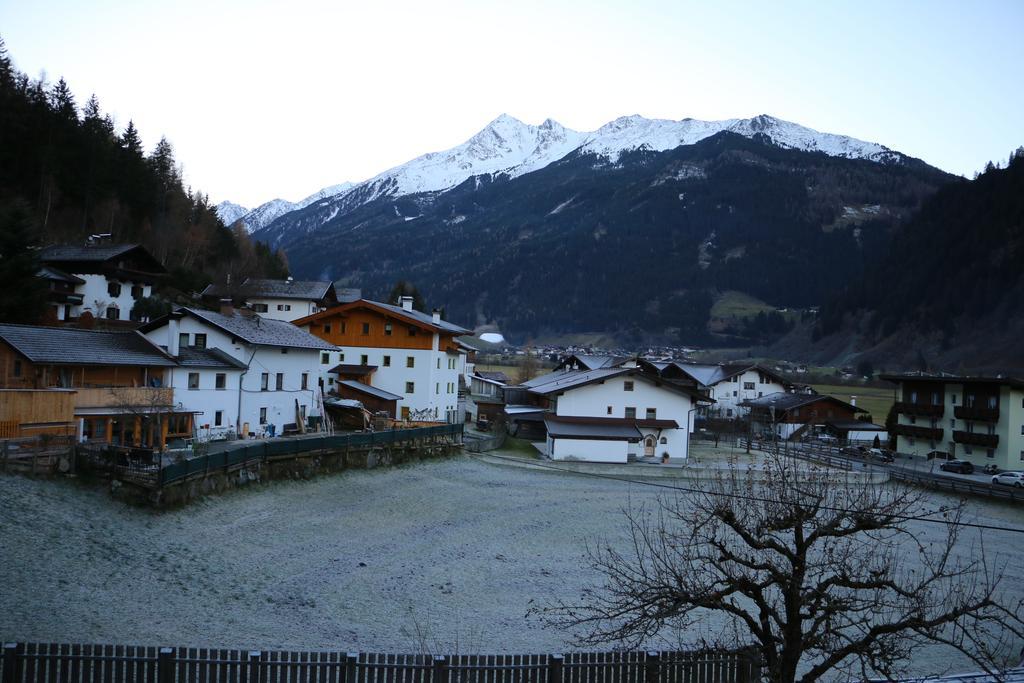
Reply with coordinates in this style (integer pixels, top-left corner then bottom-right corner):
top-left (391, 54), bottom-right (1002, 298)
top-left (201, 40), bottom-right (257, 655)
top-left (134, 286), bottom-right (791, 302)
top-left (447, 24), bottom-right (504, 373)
top-left (644, 436), bottom-right (656, 457)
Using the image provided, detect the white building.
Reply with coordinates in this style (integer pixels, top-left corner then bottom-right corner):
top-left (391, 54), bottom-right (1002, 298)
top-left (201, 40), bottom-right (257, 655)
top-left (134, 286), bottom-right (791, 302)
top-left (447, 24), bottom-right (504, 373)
top-left (516, 366), bottom-right (708, 463)
top-left (201, 278), bottom-right (340, 322)
top-left (294, 297), bottom-right (469, 423)
top-left (39, 244), bottom-right (165, 323)
top-left (644, 361), bottom-right (791, 419)
top-left (141, 305), bottom-right (338, 436)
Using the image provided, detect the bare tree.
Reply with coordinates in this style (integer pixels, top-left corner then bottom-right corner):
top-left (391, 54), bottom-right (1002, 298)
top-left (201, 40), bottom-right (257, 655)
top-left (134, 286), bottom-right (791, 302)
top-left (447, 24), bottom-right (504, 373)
top-left (539, 453), bottom-right (1024, 682)
top-left (515, 346), bottom-right (539, 384)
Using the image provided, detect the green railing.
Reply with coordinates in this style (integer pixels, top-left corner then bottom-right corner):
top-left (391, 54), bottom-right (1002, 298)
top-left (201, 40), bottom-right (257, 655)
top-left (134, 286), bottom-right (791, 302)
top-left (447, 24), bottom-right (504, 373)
top-left (158, 424), bottom-right (463, 487)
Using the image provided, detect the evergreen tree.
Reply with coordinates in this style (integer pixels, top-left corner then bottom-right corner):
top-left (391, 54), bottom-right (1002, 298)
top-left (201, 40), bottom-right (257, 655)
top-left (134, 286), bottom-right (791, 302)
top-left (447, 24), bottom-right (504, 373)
top-left (388, 280), bottom-right (426, 311)
top-left (120, 120), bottom-right (142, 156)
top-left (49, 77), bottom-right (77, 122)
top-left (0, 198), bottom-right (48, 322)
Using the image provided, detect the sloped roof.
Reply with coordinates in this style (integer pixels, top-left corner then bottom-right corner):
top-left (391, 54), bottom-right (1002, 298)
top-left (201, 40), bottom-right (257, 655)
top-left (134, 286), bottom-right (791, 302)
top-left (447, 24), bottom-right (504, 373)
top-left (880, 373), bottom-right (1024, 390)
top-left (560, 354), bottom-right (631, 370)
top-left (0, 324), bottom-right (176, 367)
top-left (292, 299), bottom-right (470, 335)
top-left (475, 370), bottom-right (509, 383)
top-left (37, 265), bottom-right (85, 285)
top-left (337, 380), bottom-right (402, 402)
top-left (329, 363), bottom-right (376, 376)
top-left (39, 244), bottom-right (166, 274)
top-left (203, 278), bottom-right (335, 302)
top-left (522, 367), bottom-right (708, 401)
top-left (740, 391), bottom-right (857, 413)
top-left (141, 308), bottom-right (337, 351)
top-left (669, 362), bottom-right (790, 388)
top-left (544, 416), bottom-right (642, 441)
top-left (173, 346), bottom-right (247, 370)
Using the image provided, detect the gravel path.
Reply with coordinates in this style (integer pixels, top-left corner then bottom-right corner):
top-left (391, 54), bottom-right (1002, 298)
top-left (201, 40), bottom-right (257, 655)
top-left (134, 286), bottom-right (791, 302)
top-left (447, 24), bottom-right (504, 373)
top-left (1, 455), bottom-right (1022, 674)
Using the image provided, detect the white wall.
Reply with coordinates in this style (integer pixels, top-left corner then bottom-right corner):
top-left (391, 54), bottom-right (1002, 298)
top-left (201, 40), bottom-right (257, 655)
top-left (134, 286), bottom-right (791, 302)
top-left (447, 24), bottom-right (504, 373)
top-left (145, 316), bottom-right (326, 436)
top-left (166, 366), bottom-right (242, 440)
top-left (553, 375), bottom-right (695, 460)
top-left (76, 274), bottom-right (152, 321)
top-left (550, 437), bottom-right (629, 463)
top-left (247, 297), bottom-right (322, 322)
top-left (709, 370), bottom-right (787, 418)
top-left (323, 344), bottom-right (462, 422)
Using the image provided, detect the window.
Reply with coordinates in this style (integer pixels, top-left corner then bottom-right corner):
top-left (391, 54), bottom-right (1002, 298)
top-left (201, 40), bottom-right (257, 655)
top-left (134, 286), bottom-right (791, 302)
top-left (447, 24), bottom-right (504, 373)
top-left (646, 408), bottom-right (657, 420)
top-left (624, 381), bottom-right (634, 392)
top-left (13, 360), bottom-right (22, 377)
top-left (909, 416), bottom-right (916, 425)
top-left (360, 354), bottom-right (368, 365)
top-left (607, 406), bottom-right (612, 415)
top-left (261, 373), bottom-right (269, 391)
top-left (986, 449), bottom-right (995, 459)
top-left (660, 437), bottom-right (667, 444)
top-left (909, 391), bottom-right (918, 403)
top-left (276, 304), bottom-right (291, 311)
top-left (1020, 425), bottom-right (1024, 436)
top-left (1020, 450), bottom-right (1024, 462)
top-left (408, 326), bottom-right (417, 337)
top-left (732, 390), bottom-right (737, 397)
top-left (194, 334), bottom-right (207, 350)
top-left (178, 333), bottom-right (190, 349)
top-left (624, 407), bottom-right (636, 419)
top-left (259, 407), bottom-right (267, 424)
top-left (215, 373), bottom-right (226, 390)
top-left (726, 408), bottom-right (734, 418)
top-left (437, 359), bottom-right (441, 369)
top-left (301, 373), bottom-right (308, 390)
top-left (405, 381), bottom-right (415, 394)
top-left (252, 303), bottom-right (268, 313)
top-left (383, 355), bottom-right (391, 367)
top-left (951, 419), bottom-right (956, 429)
top-left (407, 356), bottom-right (415, 368)
top-left (106, 306), bottom-right (119, 320)
top-left (323, 324), bottom-right (331, 334)
top-left (744, 382), bottom-right (755, 390)
top-left (987, 395), bottom-right (998, 409)
top-left (321, 352), bottom-right (330, 365)
top-left (131, 285), bottom-right (144, 299)
top-left (281, 348), bottom-right (288, 354)
top-left (107, 282), bottom-right (122, 297)
top-left (276, 373), bottom-right (284, 390)
top-left (188, 372), bottom-right (200, 389)
top-left (362, 322), bottom-right (370, 335)
top-left (931, 391), bottom-right (940, 405)
top-left (951, 394), bottom-right (958, 405)
top-left (436, 383), bottom-right (440, 395)
top-left (758, 392), bottom-right (763, 398)
top-left (384, 322), bottom-right (392, 336)
top-left (214, 410), bottom-right (223, 427)
top-left (964, 445), bottom-right (973, 455)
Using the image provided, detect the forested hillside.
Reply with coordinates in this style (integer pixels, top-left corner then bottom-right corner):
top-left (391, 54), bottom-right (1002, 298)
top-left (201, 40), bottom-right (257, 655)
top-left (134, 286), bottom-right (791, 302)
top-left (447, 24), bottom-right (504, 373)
top-left (0, 37), bottom-right (287, 323)
top-left (807, 149), bottom-right (1024, 371)
top-left (264, 132), bottom-right (953, 344)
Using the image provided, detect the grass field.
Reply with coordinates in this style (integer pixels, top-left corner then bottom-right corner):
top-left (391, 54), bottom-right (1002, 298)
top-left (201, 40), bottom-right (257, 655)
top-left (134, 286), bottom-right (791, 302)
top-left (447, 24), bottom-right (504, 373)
top-left (811, 383), bottom-right (896, 422)
top-left (710, 290), bottom-right (777, 319)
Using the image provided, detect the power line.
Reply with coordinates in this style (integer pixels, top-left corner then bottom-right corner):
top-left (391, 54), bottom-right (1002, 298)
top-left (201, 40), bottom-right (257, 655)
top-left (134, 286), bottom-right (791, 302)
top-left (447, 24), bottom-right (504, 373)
top-left (476, 452), bottom-right (1024, 535)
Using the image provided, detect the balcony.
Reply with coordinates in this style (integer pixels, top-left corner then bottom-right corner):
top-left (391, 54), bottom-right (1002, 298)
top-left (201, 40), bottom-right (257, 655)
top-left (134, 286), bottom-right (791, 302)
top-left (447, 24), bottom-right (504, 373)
top-left (952, 430), bottom-right (999, 448)
top-left (953, 405), bottom-right (1000, 422)
top-left (894, 401), bottom-right (944, 418)
top-left (73, 387), bottom-right (174, 411)
top-left (892, 423), bottom-right (944, 441)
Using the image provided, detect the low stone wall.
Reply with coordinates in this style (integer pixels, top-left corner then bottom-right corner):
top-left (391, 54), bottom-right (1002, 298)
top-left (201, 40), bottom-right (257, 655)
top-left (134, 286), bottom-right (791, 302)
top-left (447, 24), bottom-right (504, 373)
top-left (111, 441), bottom-right (462, 508)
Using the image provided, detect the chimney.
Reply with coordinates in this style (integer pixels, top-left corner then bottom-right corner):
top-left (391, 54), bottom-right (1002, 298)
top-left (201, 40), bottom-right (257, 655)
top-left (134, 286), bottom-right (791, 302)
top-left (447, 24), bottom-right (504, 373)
top-left (400, 296), bottom-right (414, 311)
top-left (850, 395), bottom-right (857, 407)
top-left (432, 308), bottom-right (441, 324)
top-left (167, 317), bottom-right (180, 357)
top-left (220, 298), bottom-right (234, 316)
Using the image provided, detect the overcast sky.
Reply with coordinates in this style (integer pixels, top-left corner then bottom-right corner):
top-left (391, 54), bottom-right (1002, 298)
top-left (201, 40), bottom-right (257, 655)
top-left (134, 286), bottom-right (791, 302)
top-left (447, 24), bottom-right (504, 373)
top-left (2, 0), bottom-right (1021, 207)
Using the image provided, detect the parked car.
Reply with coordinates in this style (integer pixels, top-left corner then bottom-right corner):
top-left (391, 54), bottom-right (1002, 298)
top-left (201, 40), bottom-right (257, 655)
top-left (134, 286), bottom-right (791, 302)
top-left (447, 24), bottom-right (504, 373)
top-left (816, 434), bottom-right (838, 444)
top-left (869, 448), bottom-right (894, 463)
top-left (991, 471), bottom-right (1024, 487)
top-left (939, 460), bottom-right (975, 474)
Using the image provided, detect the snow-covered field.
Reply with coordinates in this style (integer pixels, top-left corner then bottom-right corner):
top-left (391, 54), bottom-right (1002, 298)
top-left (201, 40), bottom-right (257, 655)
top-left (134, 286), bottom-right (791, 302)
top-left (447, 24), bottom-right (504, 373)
top-left (1, 456), bottom-right (1022, 675)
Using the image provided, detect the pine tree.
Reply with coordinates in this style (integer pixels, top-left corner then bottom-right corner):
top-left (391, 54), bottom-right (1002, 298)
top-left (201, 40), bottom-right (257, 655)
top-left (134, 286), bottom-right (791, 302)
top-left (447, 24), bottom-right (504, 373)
top-left (120, 120), bottom-right (142, 156)
top-left (49, 77), bottom-right (77, 122)
top-left (0, 36), bottom-right (14, 89)
top-left (0, 198), bottom-right (48, 322)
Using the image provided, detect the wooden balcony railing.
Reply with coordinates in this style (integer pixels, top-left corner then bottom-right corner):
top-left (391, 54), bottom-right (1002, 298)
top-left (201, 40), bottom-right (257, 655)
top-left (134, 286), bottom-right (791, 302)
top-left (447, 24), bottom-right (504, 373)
top-left (892, 423), bottom-right (944, 441)
top-left (953, 405), bottom-right (1000, 422)
top-left (73, 387), bottom-right (174, 410)
top-left (894, 401), bottom-right (944, 418)
top-left (952, 430), bottom-right (999, 448)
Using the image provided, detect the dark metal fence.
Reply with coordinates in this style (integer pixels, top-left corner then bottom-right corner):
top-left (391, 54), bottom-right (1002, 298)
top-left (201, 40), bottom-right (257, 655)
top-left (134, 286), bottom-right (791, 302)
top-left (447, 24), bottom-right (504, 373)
top-left (0, 643), bottom-right (760, 683)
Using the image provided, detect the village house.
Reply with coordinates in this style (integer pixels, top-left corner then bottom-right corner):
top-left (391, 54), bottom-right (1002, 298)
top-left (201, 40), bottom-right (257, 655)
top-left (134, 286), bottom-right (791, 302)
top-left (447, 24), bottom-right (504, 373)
top-left (466, 370), bottom-right (509, 426)
top-left (0, 323), bottom-right (192, 448)
top-left (740, 391), bottom-right (880, 442)
top-left (507, 362), bottom-right (708, 463)
top-left (38, 243), bottom-right (166, 323)
top-left (881, 373), bottom-right (1024, 470)
top-left (293, 297), bottom-right (470, 423)
top-left (140, 304), bottom-right (337, 437)
top-left (641, 361), bottom-right (792, 419)
top-left (201, 277), bottom-right (341, 322)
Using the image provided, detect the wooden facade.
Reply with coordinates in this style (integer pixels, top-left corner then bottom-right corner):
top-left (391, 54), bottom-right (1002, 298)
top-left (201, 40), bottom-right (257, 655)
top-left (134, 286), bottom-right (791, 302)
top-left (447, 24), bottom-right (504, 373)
top-left (0, 389), bottom-right (76, 437)
top-left (301, 302), bottom-right (457, 351)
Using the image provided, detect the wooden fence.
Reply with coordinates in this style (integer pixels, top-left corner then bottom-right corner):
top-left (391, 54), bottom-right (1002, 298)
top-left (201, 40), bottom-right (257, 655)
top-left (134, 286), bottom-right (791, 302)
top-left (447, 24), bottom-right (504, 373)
top-left (0, 644), bottom-right (760, 683)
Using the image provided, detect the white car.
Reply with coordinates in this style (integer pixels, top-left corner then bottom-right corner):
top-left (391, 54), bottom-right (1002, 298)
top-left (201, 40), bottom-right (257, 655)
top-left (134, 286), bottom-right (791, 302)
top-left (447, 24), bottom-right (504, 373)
top-left (991, 471), bottom-right (1024, 487)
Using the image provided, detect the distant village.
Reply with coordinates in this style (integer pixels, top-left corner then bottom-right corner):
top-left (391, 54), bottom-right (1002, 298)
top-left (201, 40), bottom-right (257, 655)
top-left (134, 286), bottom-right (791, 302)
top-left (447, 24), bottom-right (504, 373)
top-left (2, 239), bottom-right (1023, 476)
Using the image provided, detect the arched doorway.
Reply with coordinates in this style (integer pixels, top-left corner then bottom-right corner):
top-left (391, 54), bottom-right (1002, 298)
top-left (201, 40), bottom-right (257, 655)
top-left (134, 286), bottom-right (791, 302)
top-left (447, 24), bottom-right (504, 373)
top-left (644, 435), bottom-right (656, 457)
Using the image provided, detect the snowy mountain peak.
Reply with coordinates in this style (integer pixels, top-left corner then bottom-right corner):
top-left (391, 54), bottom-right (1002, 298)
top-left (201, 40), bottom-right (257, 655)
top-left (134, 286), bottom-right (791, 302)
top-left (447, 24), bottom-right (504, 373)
top-left (216, 182), bottom-right (356, 233)
top-left (214, 201), bottom-right (249, 227)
